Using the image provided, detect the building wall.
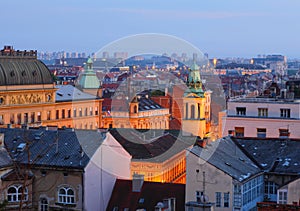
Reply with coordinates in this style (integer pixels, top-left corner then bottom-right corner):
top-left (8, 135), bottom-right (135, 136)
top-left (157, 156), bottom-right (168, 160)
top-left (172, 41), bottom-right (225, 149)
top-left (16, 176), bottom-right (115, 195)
top-left (223, 100), bottom-right (300, 138)
top-left (186, 151), bottom-right (234, 211)
top-left (31, 168), bottom-right (83, 211)
top-left (102, 108), bottom-right (170, 129)
top-left (286, 178), bottom-right (300, 204)
top-left (0, 88), bottom-right (102, 130)
top-left (84, 134), bottom-right (131, 211)
top-left (222, 117), bottom-right (300, 138)
top-left (130, 150), bottom-right (186, 184)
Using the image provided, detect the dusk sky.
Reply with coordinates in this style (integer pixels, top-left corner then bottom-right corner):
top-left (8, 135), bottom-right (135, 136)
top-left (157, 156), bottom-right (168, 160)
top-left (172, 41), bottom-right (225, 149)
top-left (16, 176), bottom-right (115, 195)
top-left (1, 0), bottom-right (300, 58)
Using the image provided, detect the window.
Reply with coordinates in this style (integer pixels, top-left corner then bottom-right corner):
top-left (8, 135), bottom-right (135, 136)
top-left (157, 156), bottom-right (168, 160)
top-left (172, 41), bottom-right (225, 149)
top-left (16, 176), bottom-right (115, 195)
top-left (216, 192), bottom-right (221, 207)
top-left (257, 128), bottom-right (266, 138)
top-left (236, 107), bottom-right (246, 116)
top-left (265, 181), bottom-right (278, 195)
top-left (235, 127), bottom-right (244, 137)
top-left (89, 107), bottom-right (93, 116)
top-left (24, 113), bottom-right (28, 124)
top-left (224, 192), bottom-right (230, 207)
top-left (58, 187), bottom-right (75, 204)
top-left (73, 109), bottom-right (77, 117)
top-left (40, 198), bottom-right (48, 211)
top-left (31, 112), bottom-right (35, 123)
top-left (280, 109), bottom-right (290, 118)
top-left (191, 105), bottom-right (195, 119)
top-left (79, 108), bottom-right (82, 117)
top-left (279, 129), bottom-right (290, 138)
top-left (258, 108), bottom-right (268, 117)
top-left (95, 107), bottom-right (98, 115)
top-left (67, 109), bottom-right (71, 118)
top-left (84, 108), bottom-right (88, 116)
top-left (37, 112), bottom-right (41, 122)
top-left (0, 114), bottom-right (3, 125)
top-left (278, 190), bottom-right (287, 204)
top-left (56, 110), bottom-right (59, 119)
top-left (47, 111), bottom-right (51, 120)
top-left (196, 191), bottom-right (204, 202)
top-left (7, 185), bottom-right (28, 202)
top-left (62, 109), bottom-right (65, 119)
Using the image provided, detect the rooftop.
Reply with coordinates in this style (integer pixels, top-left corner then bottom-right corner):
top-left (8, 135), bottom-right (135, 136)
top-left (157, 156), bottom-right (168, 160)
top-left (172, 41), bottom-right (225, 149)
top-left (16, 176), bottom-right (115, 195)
top-left (190, 136), bottom-right (261, 182)
top-left (107, 179), bottom-right (185, 211)
top-left (0, 46), bottom-right (54, 86)
top-left (55, 84), bottom-right (99, 102)
top-left (234, 137), bottom-right (300, 174)
top-left (109, 129), bottom-right (196, 162)
top-left (0, 127), bottom-right (105, 169)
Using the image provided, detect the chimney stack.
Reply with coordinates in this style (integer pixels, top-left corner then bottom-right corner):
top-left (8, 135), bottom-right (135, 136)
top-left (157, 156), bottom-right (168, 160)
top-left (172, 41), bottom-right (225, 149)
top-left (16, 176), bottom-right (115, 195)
top-left (132, 174), bottom-right (144, 192)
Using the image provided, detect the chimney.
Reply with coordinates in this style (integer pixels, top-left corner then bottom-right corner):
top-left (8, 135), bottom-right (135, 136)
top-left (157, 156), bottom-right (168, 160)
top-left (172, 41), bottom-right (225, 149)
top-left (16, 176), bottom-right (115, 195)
top-left (0, 133), bottom-right (4, 148)
top-left (132, 174), bottom-right (144, 192)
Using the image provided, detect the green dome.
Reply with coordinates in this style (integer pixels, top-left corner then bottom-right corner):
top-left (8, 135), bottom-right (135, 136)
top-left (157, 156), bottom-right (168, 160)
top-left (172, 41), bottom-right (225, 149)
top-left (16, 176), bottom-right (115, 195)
top-left (185, 62), bottom-right (204, 97)
top-left (78, 59), bottom-right (100, 89)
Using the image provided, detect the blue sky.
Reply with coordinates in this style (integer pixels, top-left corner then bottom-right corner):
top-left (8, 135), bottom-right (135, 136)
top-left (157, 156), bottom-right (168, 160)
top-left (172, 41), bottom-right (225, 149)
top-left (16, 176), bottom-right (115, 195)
top-left (1, 0), bottom-right (300, 58)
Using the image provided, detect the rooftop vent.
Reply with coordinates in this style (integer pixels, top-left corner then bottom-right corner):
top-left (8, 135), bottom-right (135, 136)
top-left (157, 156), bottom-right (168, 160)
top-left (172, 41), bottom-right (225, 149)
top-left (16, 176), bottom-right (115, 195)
top-left (17, 143), bottom-right (26, 152)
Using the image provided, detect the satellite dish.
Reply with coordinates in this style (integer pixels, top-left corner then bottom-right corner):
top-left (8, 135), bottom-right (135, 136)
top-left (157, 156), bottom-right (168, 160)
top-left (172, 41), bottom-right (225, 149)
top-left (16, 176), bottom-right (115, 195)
top-left (200, 195), bottom-right (209, 203)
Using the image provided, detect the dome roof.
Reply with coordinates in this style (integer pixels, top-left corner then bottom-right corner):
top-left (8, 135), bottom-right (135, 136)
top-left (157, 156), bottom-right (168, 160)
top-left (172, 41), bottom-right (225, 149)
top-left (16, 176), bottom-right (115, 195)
top-left (0, 58), bottom-right (54, 86)
top-left (78, 58), bottom-right (100, 89)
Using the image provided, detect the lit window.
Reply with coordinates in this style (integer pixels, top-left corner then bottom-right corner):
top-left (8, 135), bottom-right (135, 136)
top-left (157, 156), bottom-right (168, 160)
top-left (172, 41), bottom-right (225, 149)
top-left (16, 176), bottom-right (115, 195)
top-left (58, 187), bottom-right (75, 204)
top-left (7, 185), bottom-right (28, 202)
top-left (235, 127), bottom-right (244, 137)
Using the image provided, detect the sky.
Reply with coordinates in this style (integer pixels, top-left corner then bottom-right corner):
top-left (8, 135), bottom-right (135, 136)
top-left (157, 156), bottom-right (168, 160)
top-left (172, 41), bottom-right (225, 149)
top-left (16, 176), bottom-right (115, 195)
top-left (1, 0), bottom-right (300, 58)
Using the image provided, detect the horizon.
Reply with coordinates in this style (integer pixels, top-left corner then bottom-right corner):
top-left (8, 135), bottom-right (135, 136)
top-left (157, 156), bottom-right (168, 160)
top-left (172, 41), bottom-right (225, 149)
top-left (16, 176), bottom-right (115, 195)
top-left (1, 0), bottom-right (300, 59)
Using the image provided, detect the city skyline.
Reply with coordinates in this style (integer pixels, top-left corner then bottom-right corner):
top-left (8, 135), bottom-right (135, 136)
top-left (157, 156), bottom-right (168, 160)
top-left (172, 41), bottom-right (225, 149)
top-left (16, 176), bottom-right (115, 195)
top-left (1, 0), bottom-right (300, 58)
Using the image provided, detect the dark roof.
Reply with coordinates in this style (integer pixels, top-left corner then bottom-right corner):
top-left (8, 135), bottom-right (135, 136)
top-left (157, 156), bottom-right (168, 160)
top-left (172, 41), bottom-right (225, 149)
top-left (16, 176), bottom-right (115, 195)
top-left (233, 137), bottom-right (300, 174)
top-left (190, 137), bottom-right (261, 182)
top-left (0, 55), bottom-right (54, 86)
top-left (137, 95), bottom-right (163, 111)
top-left (109, 129), bottom-right (196, 162)
top-left (0, 127), bottom-right (104, 169)
top-left (0, 148), bottom-right (12, 168)
top-left (106, 179), bottom-right (185, 211)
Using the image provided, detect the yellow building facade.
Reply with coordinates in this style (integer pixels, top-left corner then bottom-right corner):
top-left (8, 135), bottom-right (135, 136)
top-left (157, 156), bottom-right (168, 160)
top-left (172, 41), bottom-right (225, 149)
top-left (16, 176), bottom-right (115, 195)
top-left (0, 46), bottom-right (102, 129)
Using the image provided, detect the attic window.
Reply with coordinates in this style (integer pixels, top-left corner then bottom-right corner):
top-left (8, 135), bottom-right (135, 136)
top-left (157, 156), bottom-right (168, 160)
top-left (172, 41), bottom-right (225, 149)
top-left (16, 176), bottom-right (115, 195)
top-left (10, 71), bottom-right (15, 77)
top-left (32, 70), bottom-right (37, 76)
top-left (225, 162), bottom-right (231, 166)
top-left (21, 70), bottom-right (26, 76)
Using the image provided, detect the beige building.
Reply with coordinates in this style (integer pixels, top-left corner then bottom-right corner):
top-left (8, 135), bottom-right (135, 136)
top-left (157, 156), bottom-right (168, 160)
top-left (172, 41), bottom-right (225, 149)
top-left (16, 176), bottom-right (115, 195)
top-left (0, 46), bottom-right (102, 130)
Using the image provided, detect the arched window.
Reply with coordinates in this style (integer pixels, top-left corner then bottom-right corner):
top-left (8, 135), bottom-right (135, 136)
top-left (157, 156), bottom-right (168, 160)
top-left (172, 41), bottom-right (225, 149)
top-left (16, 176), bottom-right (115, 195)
top-left (191, 105), bottom-right (195, 119)
top-left (133, 105), bottom-right (138, 113)
top-left (7, 185), bottom-right (28, 202)
top-left (58, 187), bottom-right (75, 204)
top-left (40, 197), bottom-right (48, 211)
